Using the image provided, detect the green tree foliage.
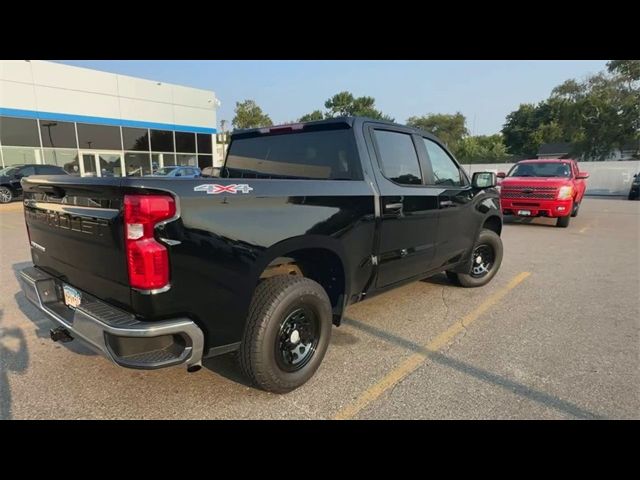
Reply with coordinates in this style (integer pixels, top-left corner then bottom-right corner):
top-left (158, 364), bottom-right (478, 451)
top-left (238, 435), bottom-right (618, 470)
top-left (607, 60), bottom-right (640, 82)
top-left (406, 113), bottom-right (469, 151)
top-left (298, 110), bottom-right (324, 122)
top-left (502, 62), bottom-right (640, 160)
top-left (299, 91), bottom-right (394, 122)
top-left (232, 100), bottom-right (273, 129)
top-left (456, 134), bottom-right (511, 164)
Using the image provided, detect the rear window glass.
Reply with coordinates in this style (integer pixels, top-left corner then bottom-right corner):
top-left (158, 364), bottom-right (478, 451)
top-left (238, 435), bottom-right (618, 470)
top-left (224, 129), bottom-right (361, 180)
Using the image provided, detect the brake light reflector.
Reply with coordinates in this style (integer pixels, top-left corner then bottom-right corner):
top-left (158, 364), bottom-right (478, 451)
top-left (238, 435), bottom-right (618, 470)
top-left (124, 194), bottom-right (176, 290)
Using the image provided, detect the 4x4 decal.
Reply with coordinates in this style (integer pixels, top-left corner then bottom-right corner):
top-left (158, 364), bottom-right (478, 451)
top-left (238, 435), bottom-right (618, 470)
top-left (194, 184), bottom-right (254, 194)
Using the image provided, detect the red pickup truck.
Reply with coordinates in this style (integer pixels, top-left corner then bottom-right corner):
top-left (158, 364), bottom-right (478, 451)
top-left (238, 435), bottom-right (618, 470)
top-left (498, 159), bottom-right (589, 228)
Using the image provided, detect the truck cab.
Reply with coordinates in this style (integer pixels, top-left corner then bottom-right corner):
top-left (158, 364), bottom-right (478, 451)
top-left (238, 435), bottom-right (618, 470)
top-left (498, 159), bottom-right (589, 228)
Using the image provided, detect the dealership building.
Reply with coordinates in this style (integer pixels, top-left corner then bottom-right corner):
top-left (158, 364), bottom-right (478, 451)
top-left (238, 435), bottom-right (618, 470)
top-left (0, 60), bottom-right (219, 176)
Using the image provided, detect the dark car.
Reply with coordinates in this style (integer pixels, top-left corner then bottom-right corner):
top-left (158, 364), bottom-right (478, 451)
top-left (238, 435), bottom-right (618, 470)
top-left (628, 172), bottom-right (640, 200)
top-left (0, 164), bottom-right (67, 203)
top-left (18, 117), bottom-right (503, 393)
top-left (147, 165), bottom-right (201, 178)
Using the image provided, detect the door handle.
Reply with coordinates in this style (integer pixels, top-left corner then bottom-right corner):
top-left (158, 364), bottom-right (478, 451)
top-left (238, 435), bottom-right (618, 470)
top-left (385, 202), bottom-right (403, 211)
top-left (440, 200), bottom-right (455, 208)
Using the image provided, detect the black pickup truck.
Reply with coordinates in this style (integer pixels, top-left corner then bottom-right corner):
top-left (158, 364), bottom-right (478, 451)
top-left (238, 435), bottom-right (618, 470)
top-left (18, 117), bottom-right (503, 392)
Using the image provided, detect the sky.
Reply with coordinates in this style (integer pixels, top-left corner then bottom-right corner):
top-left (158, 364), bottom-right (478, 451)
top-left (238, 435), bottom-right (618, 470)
top-left (57, 60), bottom-right (608, 135)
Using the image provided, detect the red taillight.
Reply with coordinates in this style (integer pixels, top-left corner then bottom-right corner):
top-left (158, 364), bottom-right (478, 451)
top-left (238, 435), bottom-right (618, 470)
top-left (124, 194), bottom-right (176, 290)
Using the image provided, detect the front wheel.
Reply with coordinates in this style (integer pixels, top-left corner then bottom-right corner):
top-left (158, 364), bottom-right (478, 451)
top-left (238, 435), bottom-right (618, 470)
top-left (239, 275), bottom-right (332, 393)
top-left (556, 215), bottom-right (571, 228)
top-left (571, 200), bottom-right (580, 217)
top-left (0, 186), bottom-right (13, 204)
top-left (448, 229), bottom-right (503, 288)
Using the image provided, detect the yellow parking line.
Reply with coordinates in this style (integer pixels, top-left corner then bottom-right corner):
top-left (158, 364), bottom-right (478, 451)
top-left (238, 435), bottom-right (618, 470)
top-left (333, 271), bottom-right (531, 420)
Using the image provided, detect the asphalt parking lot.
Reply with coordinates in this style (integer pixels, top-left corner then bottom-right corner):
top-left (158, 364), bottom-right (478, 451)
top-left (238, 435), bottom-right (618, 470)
top-left (1, 197), bottom-right (638, 419)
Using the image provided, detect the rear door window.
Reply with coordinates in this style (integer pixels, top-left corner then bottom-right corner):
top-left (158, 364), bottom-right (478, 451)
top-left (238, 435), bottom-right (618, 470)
top-left (225, 128), bottom-right (361, 180)
top-left (372, 130), bottom-right (422, 186)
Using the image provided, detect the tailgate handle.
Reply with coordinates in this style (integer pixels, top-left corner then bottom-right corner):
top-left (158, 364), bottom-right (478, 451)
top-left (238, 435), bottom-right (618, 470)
top-left (37, 185), bottom-right (66, 198)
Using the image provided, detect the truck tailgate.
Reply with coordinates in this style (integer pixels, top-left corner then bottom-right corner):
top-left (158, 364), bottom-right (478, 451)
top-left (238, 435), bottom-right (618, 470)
top-left (21, 175), bottom-right (132, 310)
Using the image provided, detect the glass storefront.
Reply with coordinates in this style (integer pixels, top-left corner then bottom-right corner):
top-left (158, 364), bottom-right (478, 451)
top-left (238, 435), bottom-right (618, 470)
top-left (0, 114), bottom-right (215, 176)
top-left (125, 152), bottom-right (151, 177)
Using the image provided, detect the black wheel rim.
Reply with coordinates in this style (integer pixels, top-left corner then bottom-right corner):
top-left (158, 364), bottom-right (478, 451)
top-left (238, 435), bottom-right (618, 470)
top-left (470, 244), bottom-right (494, 278)
top-left (275, 307), bottom-right (319, 372)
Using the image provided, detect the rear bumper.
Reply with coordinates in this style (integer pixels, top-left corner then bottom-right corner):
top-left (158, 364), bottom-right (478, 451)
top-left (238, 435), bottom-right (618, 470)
top-left (501, 198), bottom-right (573, 218)
top-left (19, 266), bottom-right (204, 370)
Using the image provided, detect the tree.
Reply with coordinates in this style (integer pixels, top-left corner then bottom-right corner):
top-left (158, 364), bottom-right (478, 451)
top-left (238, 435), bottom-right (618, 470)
top-left (456, 134), bottom-right (511, 164)
top-left (607, 60), bottom-right (640, 83)
top-left (323, 91), bottom-right (394, 121)
top-left (232, 100), bottom-right (273, 129)
top-left (406, 113), bottom-right (469, 150)
top-left (298, 110), bottom-right (324, 122)
top-left (502, 62), bottom-right (640, 160)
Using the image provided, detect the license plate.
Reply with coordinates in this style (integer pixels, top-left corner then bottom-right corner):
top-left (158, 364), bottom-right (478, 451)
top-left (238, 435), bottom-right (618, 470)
top-left (63, 284), bottom-right (82, 309)
top-left (517, 210), bottom-right (531, 216)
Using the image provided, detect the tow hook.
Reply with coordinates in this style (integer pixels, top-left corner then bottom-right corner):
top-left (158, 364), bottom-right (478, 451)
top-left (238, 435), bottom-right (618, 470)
top-left (50, 326), bottom-right (74, 343)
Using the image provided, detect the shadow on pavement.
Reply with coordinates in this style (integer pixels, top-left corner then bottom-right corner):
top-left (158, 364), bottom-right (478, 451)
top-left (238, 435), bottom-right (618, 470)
top-left (503, 216), bottom-right (557, 228)
top-left (11, 262), bottom-right (95, 357)
top-left (0, 308), bottom-right (29, 420)
top-left (343, 316), bottom-right (603, 420)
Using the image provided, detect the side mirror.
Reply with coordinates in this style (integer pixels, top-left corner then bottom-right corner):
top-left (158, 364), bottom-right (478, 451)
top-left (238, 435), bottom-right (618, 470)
top-left (576, 171), bottom-right (589, 179)
top-left (496, 172), bottom-right (506, 179)
top-left (472, 171), bottom-right (497, 189)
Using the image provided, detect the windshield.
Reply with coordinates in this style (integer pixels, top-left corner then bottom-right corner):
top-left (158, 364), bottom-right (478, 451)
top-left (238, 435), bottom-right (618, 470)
top-left (153, 167), bottom-right (177, 176)
top-left (508, 162), bottom-right (571, 178)
top-left (0, 166), bottom-right (19, 176)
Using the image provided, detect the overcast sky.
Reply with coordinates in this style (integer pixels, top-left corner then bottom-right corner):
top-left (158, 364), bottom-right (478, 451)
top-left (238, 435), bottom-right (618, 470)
top-left (58, 60), bottom-right (608, 135)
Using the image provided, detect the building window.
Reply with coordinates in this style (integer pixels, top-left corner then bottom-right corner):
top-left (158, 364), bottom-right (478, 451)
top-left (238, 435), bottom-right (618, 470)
top-left (39, 121), bottom-right (77, 148)
top-left (122, 127), bottom-right (150, 151)
top-left (98, 153), bottom-right (123, 177)
top-left (43, 149), bottom-right (79, 171)
top-left (175, 132), bottom-right (196, 153)
top-left (198, 155), bottom-right (213, 169)
top-left (150, 130), bottom-right (174, 152)
top-left (177, 154), bottom-right (197, 166)
top-left (152, 153), bottom-right (175, 171)
top-left (0, 117), bottom-right (41, 147)
top-left (77, 123), bottom-right (122, 150)
top-left (125, 152), bottom-right (151, 177)
top-left (197, 133), bottom-right (212, 154)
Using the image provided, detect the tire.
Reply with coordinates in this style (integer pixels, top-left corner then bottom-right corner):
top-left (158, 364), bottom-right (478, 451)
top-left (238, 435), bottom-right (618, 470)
top-left (0, 186), bottom-right (13, 204)
top-left (239, 275), bottom-right (332, 393)
top-left (556, 215), bottom-right (571, 228)
top-left (451, 229), bottom-right (503, 288)
top-left (571, 201), bottom-right (580, 217)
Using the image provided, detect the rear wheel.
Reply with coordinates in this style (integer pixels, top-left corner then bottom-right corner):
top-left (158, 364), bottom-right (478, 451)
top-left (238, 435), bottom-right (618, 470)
top-left (239, 275), bottom-right (332, 393)
top-left (556, 215), bottom-right (571, 228)
top-left (448, 229), bottom-right (503, 288)
top-left (0, 187), bottom-right (13, 204)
